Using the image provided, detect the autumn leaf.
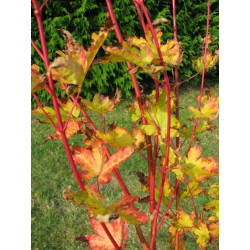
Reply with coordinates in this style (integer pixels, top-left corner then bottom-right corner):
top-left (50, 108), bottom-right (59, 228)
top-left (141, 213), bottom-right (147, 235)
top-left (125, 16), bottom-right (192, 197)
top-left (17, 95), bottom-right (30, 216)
top-left (180, 181), bottom-right (204, 199)
top-left (173, 211), bottom-right (195, 231)
top-left (208, 184), bottom-right (219, 199)
top-left (71, 138), bottom-right (134, 184)
top-left (49, 14), bottom-right (113, 86)
top-left (98, 125), bottom-right (145, 150)
top-left (80, 213), bottom-right (127, 250)
top-left (31, 64), bottom-right (46, 93)
top-left (31, 99), bottom-right (84, 125)
top-left (192, 219), bottom-right (210, 248)
top-left (181, 121), bottom-right (215, 138)
top-left (192, 49), bottom-right (219, 73)
top-left (204, 200), bottom-right (219, 219)
top-left (65, 184), bottom-right (147, 225)
top-left (181, 144), bottom-right (219, 183)
top-left (188, 96), bottom-right (219, 121)
top-left (167, 225), bottom-right (187, 249)
top-left (81, 89), bottom-right (120, 115)
top-left (129, 90), bottom-right (181, 139)
top-left (45, 121), bottom-right (84, 142)
top-left (97, 24), bottom-right (182, 74)
top-left (208, 221), bottom-right (219, 242)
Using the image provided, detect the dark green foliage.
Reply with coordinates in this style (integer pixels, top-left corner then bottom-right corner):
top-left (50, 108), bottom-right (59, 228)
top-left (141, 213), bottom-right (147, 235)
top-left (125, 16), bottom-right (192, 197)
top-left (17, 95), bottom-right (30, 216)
top-left (31, 0), bottom-right (219, 106)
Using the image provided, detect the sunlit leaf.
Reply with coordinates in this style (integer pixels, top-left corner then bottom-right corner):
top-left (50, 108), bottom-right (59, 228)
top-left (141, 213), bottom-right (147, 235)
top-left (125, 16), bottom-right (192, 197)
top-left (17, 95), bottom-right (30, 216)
top-left (181, 144), bottom-right (219, 183)
top-left (78, 213), bottom-right (127, 250)
top-left (167, 225), bottom-right (187, 249)
top-left (180, 181), bottom-right (204, 199)
top-left (181, 121), bottom-right (214, 138)
top-left (192, 49), bottom-right (219, 73)
top-left (98, 24), bottom-right (182, 74)
top-left (204, 200), bottom-right (219, 219)
top-left (49, 15), bottom-right (113, 86)
top-left (81, 89), bottom-right (120, 115)
top-left (65, 184), bottom-right (147, 225)
top-left (71, 137), bottom-right (134, 184)
top-left (208, 184), bottom-right (219, 199)
top-left (173, 211), bottom-right (195, 231)
top-left (188, 96), bottom-right (219, 121)
top-left (97, 125), bottom-right (145, 150)
top-left (31, 64), bottom-right (46, 93)
top-left (192, 219), bottom-right (210, 248)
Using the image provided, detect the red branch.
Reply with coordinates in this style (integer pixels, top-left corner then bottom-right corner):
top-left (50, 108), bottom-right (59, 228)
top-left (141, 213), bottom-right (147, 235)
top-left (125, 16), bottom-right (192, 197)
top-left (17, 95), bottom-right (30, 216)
top-left (31, 39), bottom-right (45, 62)
top-left (186, 0), bottom-right (211, 154)
top-left (63, 87), bottom-right (81, 131)
top-left (135, 1), bottom-right (172, 247)
top-left (32, 93), bottom-right (58, 130)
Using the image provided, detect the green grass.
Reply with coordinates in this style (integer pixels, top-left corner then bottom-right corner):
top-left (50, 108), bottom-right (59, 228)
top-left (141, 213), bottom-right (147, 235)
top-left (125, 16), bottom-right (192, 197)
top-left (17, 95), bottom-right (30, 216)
top-left (31, 85), bottom-right (219, 249)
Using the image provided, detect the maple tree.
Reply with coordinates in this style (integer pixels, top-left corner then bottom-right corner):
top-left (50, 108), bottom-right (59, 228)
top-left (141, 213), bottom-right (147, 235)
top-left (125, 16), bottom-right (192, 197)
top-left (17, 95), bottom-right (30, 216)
top-left (31, 0), bottom-right (219, 249)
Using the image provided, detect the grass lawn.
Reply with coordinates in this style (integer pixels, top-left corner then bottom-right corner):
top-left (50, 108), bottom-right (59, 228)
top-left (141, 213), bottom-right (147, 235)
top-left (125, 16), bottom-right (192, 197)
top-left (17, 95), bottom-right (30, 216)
top-left (31, 84), bottom-right (219, 249)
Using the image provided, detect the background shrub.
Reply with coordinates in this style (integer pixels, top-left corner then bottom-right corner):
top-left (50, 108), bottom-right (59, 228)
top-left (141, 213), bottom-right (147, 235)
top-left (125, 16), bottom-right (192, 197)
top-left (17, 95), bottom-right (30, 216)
top-left (31, 0), bottom-right (219, 107)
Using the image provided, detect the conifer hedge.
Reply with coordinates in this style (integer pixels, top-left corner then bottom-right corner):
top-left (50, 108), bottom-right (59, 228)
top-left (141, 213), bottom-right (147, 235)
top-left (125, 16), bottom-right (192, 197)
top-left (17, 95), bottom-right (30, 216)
top-left (31, 0), bottom-right (219, 106)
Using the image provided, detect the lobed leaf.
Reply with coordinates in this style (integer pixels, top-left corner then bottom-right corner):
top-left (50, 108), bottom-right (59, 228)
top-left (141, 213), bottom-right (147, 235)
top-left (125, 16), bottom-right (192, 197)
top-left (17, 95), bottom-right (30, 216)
top-left (31, 64), bottom-right (46, 93)
top-left (81, 89), bottom-right (121, 115)
top-left (82, 213), bottom-right (128, 250)
top-left (192, 219), bottom-right (210, 248)
top-left (49, 14), bottom-right (113, 86)
top-left (188, 96), bottom-right (219, 121)
top-left (65, 184), bottom-right (147, 225)
top-left (192, 49), bottom-right (219, 73)
top-left (71, 138), bottom-right (134, 184)
top-left (97, 125), bottom-right (145, 150)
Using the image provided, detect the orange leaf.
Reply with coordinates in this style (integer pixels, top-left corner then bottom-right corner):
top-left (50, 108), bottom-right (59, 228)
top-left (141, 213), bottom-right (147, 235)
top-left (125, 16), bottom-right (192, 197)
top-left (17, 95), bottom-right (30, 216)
top-left (83, 214), bottom-right (128, 250)
top-left (71, 139), bottom-right (134, 184)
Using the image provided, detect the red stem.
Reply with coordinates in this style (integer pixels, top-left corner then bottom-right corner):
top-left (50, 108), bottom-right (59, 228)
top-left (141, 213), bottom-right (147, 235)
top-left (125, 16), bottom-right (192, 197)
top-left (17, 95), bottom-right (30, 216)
top-left (156, 179), bottom-right (180, 232)
top-left (136, 2), bottom-right (172, 247)
top-left (31, 39), bottom-right (45, 62)
top-left (101, 223), bottom-right (120, 250)
top-left (32, 2), bottom-right (119, 249)
top-left (105, 0), bottom-right (154, 213)
top-left (32, 0), bottom-right (85, 191)
top-left (183, 174), bottom-right (199, 220)
top-left (39, 0), bottom-right (50, 12)
top-left (186, 0), bottom-right (211, 154)
top-left (133, 1), bottom-right (147, 35)
top-left (63, 87), bottom-right (81, 130)
top-left (32, 93), bottom-right (58, 130)
top-left (172, 0), bottom-right (180, 247)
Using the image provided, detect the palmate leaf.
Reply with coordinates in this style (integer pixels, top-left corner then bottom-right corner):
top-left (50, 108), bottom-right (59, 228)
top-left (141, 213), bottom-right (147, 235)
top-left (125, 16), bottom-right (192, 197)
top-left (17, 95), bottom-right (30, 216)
top-left (172, 211), bottom-right (195, 232)
top-left (31, 99), bottom-right (83, 125)
top-left (81, 89), bottom-right (121, 115)
top-left (97, 23), bottom-right (183, 74)
top-left (188, 96), bottom-right (219, 121)
top-left (167, 225), bottom-right (187, 250)
top-left (192, 219), bottom-right (210, 248)
top-left (80, 214), bottom-right (128, 250)
top-left (179, 181), bottom-right (204, 199)
top-left (192, 49), bottom-right (219, 73)
top-left (204, 199), bottom-right (219, 219)
top-left (45, 121), bottom-right (84, 141)
top-left (182, 144), bottom-right (219, 183)
top-left (31, 64), bottom-right (46, 93)
top-left (129, 90), bottom-right (181, 139)
top-left (65, 184), bottom-right (147, 225)
top-left (181, 121), bottom-right (215, 138)
top-left (97, 125), bottom-right (145, 150)
top-left (71, 136), bottom-right (134, 184)
top-left (49, 14), bottom-right (113, 87)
